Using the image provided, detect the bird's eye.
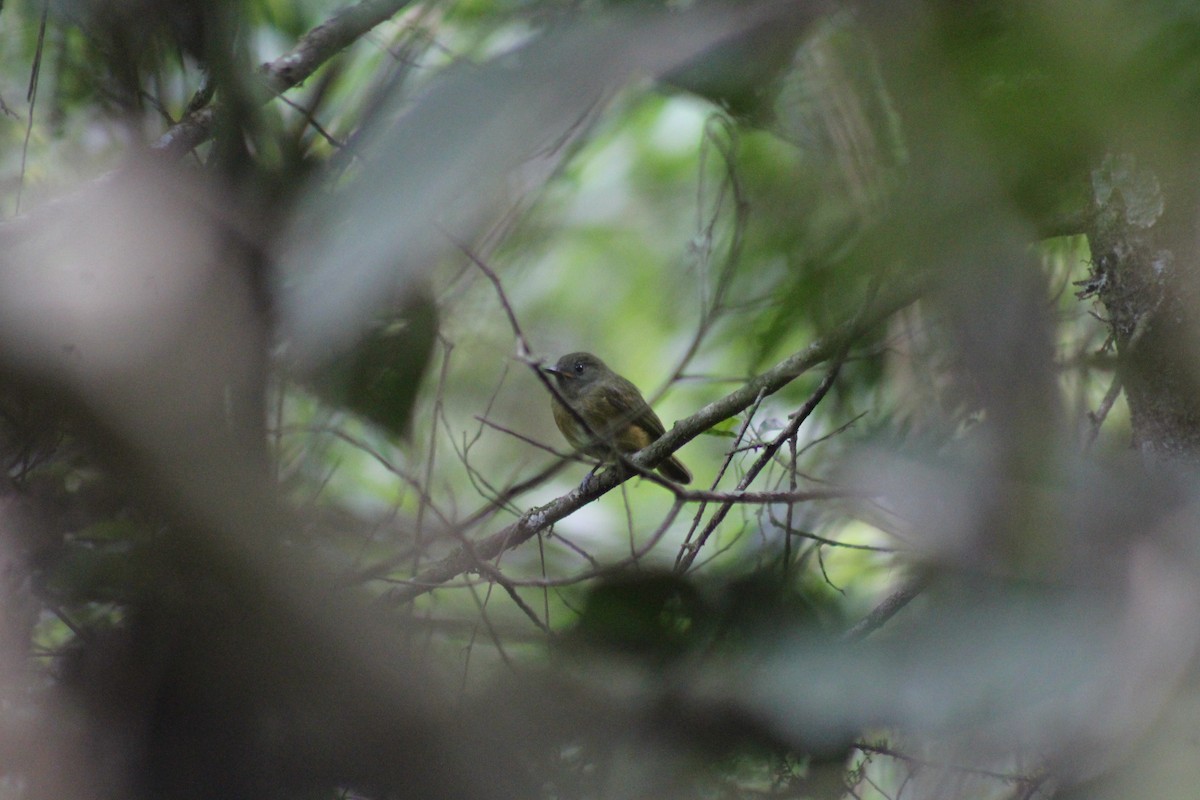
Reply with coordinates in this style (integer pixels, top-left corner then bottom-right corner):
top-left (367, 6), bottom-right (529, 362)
top-left (574, 362), bottom-right (585, 374)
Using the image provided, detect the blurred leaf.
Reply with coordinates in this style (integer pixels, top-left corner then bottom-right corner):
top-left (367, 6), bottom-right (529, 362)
top-left (663, 12), bottom-right (806, 123)
top-left (310, 286), bottom-right (438, 439)
top-left (568, 571), bottom-right (708, 660)
top-left (1091, 153), bottom-right (1165, 228)
top-left (566, 568), bottom-right (847, 663)
top-left (48, 537), bottom-right (143, 604)
top-left (278, 1), bottom-right (814, 365)
top-left (703, 418), bottom-right (739, 438)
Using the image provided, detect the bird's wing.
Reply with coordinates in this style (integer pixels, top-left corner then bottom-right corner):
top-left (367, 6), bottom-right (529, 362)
top-left (603, 377), bottom-right (667, 440)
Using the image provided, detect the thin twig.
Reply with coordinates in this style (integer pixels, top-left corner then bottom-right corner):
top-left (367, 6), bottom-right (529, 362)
top-left (473, 415), bottom-right (576, 460)
top-left (460, 579), bottom-right (514, 683)
top-left (452, 360), bottom-right (524, 513)
top-left (472, 561), bottom-right (553, 635)
top-left (674, 364), bottom-right (843, 573)
top-left (455, 460), bottom-right (570, 533)
top-left (797, 410), bottom-right (868, 458)
top-left (854, 742), bottom-right (1035, 784)
top-left (277, 93), bottom-right (346, 149)
top-left (16, 0), bottom-right (49, 215)
top-left (650, 113), bottom-right (748, 405)
top-left (678, 271), bottom-right (893, 573)
top-left (815, 543), bottom-right (845, 595)
top-left (381, 280), bottom-right (921, 604)
top-left (547, 531), bottom-right (601, 570)
top-left (677, 388), bottom-right (767, 561)
top-left (778, 524), bottom-right (897, 553)
top-left (453, 240), bottom-right (533, 358)
top-left (454, 498), bottom-right (688, 590)
top-left (784, 427), bottom-right (798, 579)
top-left (842, 574), bottom-right (931, 642)
top-left (1083, 372), bottom-right (1122, 452)
top-left (459, 240), bottom-right (645, 478)
top-left (414, 341), bottom-right (453, 572)
top-left (279, 423), bottom-right (444, 522)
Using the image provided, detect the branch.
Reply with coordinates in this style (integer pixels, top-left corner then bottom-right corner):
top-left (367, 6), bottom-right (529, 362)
top-left (842, 574), bottom-right (932, 642)
top-left (153, 0), bottom-right (417, 159)
top-left (673, 487), bottom-right (868, 504)
top-left (853, 741), bottom-right (1036, 783)
top-left (381, 278), bottom-right (923, 605)
top-left (674, 361), bottom-right (842, 573)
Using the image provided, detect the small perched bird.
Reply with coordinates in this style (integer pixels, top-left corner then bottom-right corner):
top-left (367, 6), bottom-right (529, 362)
top-left (543, 352), bottom-right (692, 484)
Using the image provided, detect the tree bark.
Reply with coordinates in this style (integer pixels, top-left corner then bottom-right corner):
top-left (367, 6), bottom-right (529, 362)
top-left (1084, 154), bottom-right (1200, 462)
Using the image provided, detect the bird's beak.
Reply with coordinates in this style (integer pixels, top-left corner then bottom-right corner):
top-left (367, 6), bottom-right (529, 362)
top-left (541, 365), bottom-right (566, 377)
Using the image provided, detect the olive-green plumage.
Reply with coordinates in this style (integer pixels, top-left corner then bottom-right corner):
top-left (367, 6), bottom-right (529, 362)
top-left (543, 352), bottom-right (692, 484)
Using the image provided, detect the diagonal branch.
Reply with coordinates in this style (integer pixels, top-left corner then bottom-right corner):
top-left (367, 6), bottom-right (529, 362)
top-left (843, 573), bottom-right (932, 641)
top-left (154, 0), bottom-right (417, 159)
top-left (381, 277), bottom-right (923, 605)
top-left (674, 362), bottom-right (842, 573)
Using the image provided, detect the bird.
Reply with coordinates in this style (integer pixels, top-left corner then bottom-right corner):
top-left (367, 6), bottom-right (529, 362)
top-left (542, 352), bottom-right (692, 484)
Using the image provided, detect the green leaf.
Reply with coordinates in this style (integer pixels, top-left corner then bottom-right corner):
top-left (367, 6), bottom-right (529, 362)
top-left (310, 287), bottom-right (439, 439)
top-left (568, 571), bottom-right (707, 660)
top-left (703, 418), bottom-right (740, 438)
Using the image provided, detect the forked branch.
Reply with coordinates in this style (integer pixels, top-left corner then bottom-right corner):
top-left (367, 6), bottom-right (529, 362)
top-left (382, 278), bottom-right (922, 605)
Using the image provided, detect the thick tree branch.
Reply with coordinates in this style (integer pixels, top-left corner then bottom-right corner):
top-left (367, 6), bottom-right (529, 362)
top-left (263, 0), bottom-right (414, 93)
top-left (153, 0), bottom-right (416, 159)
top-left (382, 278), bottom-right (923, 605)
